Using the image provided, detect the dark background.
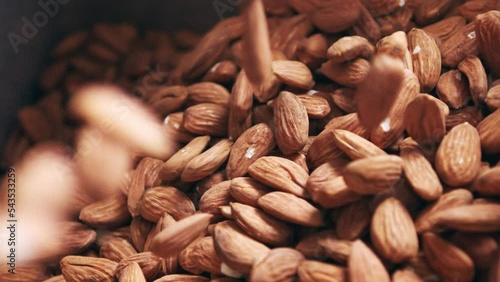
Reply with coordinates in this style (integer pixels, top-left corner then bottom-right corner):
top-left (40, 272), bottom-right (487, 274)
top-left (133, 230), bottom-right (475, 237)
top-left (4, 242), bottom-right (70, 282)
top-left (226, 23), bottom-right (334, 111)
top-left (0, 0), bottom-right (236, 151)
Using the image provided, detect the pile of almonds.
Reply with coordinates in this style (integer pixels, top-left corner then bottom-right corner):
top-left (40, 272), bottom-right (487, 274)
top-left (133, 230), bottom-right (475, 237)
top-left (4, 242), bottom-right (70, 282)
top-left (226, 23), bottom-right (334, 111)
top-left (2, 0), bottom-right (500, 281)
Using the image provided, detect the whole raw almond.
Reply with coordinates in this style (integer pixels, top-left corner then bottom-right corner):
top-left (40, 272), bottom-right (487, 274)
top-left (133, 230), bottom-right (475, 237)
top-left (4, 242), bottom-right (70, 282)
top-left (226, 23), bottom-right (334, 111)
top-left (355, 54), bottom-right (406, 130)
top-left (440, 22), bottom-right (478, 68)
top-left (306, 158), bottom-right (362, 208)
top-left (100, 237), bottom-right (137, 262)
top-left (138, 186), bottom-right (196, 221)
top-left (258, 191), bottom-right (324, 227)
top-left (436, 70), bottom-right (471, 109)
top-left (60, 256), bottom-right (118, 282)
top-left (407, 28), bottom-right (441, 92)
top-left (311, 0), bottom-right (361, 33)
top-left (226, 123), bottom-right (276, 179)
top-left (327, 35), bottom-right (375, 63)
top-left (249, 248), bottom-right (304, 282)
top-left (229, 177), bottom-right (271, 207)
top-left (333, 129), bottom-right (387, 160)
top-left (199, 181), bottom-right (233, 215)
top-left (272, 60), bottom-right (314, 89)
top-left (230, 202), bottom-right (293, 246)
top-left (117, 262), bottom-right (146, 282)
top-left (181, 139), bottom-right (233, 182)
top-left (348, 240), bottom-right (390, 282)
top-left (273, 91), bottom-right (309, 155)
top-left (474, 167), bottom-right (500, 196)
top-left (428, 204), bottom-right (500, 232)
top-left (458, 56), bottom-right (488, 104)
top-left (422, 233), bottom-right (475, 282)
top-left (213, 220), bottom-right (270, 274)
top-left (404, 94), bottom-right (449, 146)
top-left (186, 82), bottom-right (231, 106)
top-left (477, 109), bottom-right (500, 155)
top-left (344, 155), bottom-right (404, 195)
top-left (336, 198), bottom-right (371, 240)
top-left (248, 156), bottom-right (309, 198)
top-left (183, 103), bottom-right (229, 137)
top-left (115, 252), bottom-right (164, 281)
top-left (415, 189), bottom-right (474, 233)
top-left (371, 197), bottom-right (419, 263)
top-left (401, 145), bottom-right (443, 201)
top-left (179, 236), bottom-right (222, 275)
top-left (298, 260), bottom-right (348, 282)
top-left (450, 232), bottom-right (499, 269)
top-left (435, 122), bottom-right (482, 187)
top-left (151, 213), bottom-right (213, 258)
top-left (475, 11), bottom-right (500, 77)
top-left (79, 194), bottom-right (131, 228)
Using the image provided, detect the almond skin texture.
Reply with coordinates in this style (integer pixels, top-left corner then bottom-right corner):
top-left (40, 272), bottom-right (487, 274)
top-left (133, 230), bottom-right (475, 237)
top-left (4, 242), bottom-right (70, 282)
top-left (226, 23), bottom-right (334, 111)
top-left (349, 240), bottom-right (390, 282)
top-left (249, 248), bottom-right (305, 282)
top-left (401, 144), bottom-right (443, 201)
top-left (230, 202), bottom-right (293, 246)
top-left (371, 197), bottom-right (419, 263)
top-left (404, 94), bottom-right (449, 146)
top-left (458, 56), bottom-right (488, 104)
top-left (428, 204), bottom-right (500, 233)
top-left (226, 123), bottom-right (276, 179)
top-left (273, 91), bottom-right (309, 155)
top-left (477, 109), bottom-right (500, 155)
top-left (272, 61), bottom-right (314, 89)
top-left (475, 11), bottom-right (500, 77)
top-left (439, 22), bottom-right (478, 68)
top-left (415, 189), bottom-right (474, 234)
top-left (248, 156), bottom-right (309, 198)
top-left (229, 177), bottom-right (271, 207)
top-left (333, 129), bottom-right (387, 160)
top-left (474, 167), bottom-right (500, 196)
top-left (298, 260), bottom-right (348, 282)
top-left (435, 122), bottom-right (482, 187)
top-left (422, 233), bottom-right (475, 282)
top-left (407, 28), bottom-right (441, 92)
top-left (138, 186), bottom-right (196, 222)
top-left (213, 220), bottom-right (270, 275)
top-left (60, 256), bottom-right (118, 282)
top-left (258, 191), bottom-right (324, 227)
top-left (344, 155), bottom-right (404, 195)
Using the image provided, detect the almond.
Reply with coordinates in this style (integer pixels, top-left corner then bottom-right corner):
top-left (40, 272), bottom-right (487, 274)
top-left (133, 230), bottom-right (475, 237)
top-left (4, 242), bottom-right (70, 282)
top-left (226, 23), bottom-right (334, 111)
top-left (407, 29), bottom-right (441, 92)
top-left (179, 236), bottom-right (223, 275)
top-left (404, 94), bottom-right (449, 146)
top-left (348, 240), bottom-right (390, 282)
top-left (333, 129), bottom-right (387, 160)
top-left (231, 202), bottom-right (293, 246)
top-left (450, 232), bottom-right (499, 269)
top-left (186, 82), bottom-right (230, 106)
top-left (343, 155), bottom-right (404, 195)
top-left (475, 10), bottom-right (500, 77)
top-left (458, 56), bottom-right (488, 104)
top-left (100, 237), bottom-right (137, 262)
top-left (60, 256), bottom-right (118, 282)
top-left (258, 191), bottom-right (324, 227)
top-left (297, 94), bottom-right (331, 119)
top-left (321, 58), bottom-right (370, 88)
top-left (199, 181), bottom-right (233, 215)
top-left (229, 177), bottom-right (271, 207)
top-left (336, 198), bottom-right (371, 240)
top-left (273, 91), bottom-right (309, 155)
top-left (435, 122), bottom-right (482, 187)
top-left (415, 189), bottom-right (474, 233)
top-left (311, 0), bottom-right (361, 33)
top-left (151, 213), bottom-right (213, 258)
top-left (477, 109), bottom-right (500, 155)
top-left (248, 156), bottom-right (309, 198)
top-left (474, 167), bottom-right (500, 196)
top-left (138, 186), bottom-right (196, 221)
top-left (355, 54), bottom-right (405, 130)
top-left (183, 103), bottom-right (229, 137)
top-left (115, 252), bottom-right (164, 281)
top-left (79, 194), bottom-right (131, 228)
top-left (272, 60), bottom-right (314, 89)
top-left (422, 233), bottom-right (475, 282)
top-left (401, 144), bottom-right (443, 201)
top-left (371, 197), bottom-right (419, 263)
top-left (327, 36), bottom-right (375, 63)
top-left (440, 22), bottom-right (478, 68)
top-left (249, 248), bottom-right (304, 282)
top-left (428, 204), bottom-right (500, 232)
top-left (415, 0), bottom-right (454, 26)
top-left (213, 220), bottom-right (270, 274)
top-left (298, 260), bottom-right (348, 282)
top-left (370, 70), bottom-right (419, 149)
top-left (485, 84), bottom-right (500, 111)
top-left (117, 262), bottom-right (146, 282)
top-left (181, 139), bottom-right (233, 182)
top-left (226, 123), bottom-right (276, 179)
top-left (306, 158), bottom-right (362, 208)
